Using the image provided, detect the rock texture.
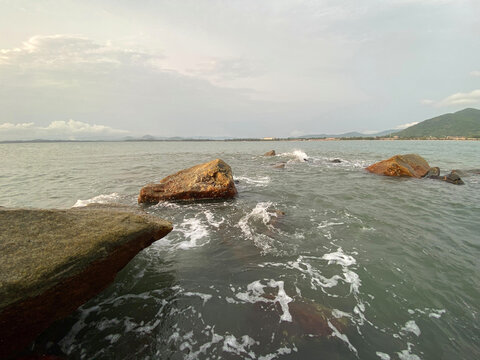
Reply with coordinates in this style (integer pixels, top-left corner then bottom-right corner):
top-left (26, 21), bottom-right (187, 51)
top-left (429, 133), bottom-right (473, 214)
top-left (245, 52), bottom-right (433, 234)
top-left (366, 154), bottom-right (431, 178)
top-left (0, 204), bottom-right (172, 359)
top-left (138, 159), bottom-right (237, 204)
top-left (264, 150), bottom-right (276, 156)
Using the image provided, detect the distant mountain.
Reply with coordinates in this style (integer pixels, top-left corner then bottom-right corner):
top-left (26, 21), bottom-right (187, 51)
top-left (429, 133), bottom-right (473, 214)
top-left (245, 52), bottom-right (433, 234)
top-left (298, 129), bottom-right (395, 139)
top-left (394, 108), bottom-right (480, 138)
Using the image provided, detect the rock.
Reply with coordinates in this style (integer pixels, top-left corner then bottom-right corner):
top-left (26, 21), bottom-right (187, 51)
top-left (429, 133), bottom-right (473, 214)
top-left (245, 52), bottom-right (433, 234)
top-left (423, 166), bottom-right (440, 178)
top-left (366, 154), bottom-right (431, 178)
top-left (286, 300), bottom-right (348, 338)
top-left (423, 168), bottom-right (465, 185)
top-left (138, 159), bottom-right (237, 204)
top-left (0, 204), bottom-right (172, 358)
top-left (264, 150), bottom-right (276, 156)
top-left (443, 171), bottom-right (465, 185)
top-left (273, 162), bottom-right (286, 169)
top-left (330, 159), bottom-right (342, 163)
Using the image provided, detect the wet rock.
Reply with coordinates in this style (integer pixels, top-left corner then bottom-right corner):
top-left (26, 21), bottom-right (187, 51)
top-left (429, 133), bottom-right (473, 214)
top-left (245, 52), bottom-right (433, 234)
top-left (424, 168), bottom-right (465, 185)
top-left (264, 150), bottom-right (276, 156)
top-left (423, 166), bottom-right (440, 178)
top-left (257, 296), bottom-right (348, 338)
top-left (273, 162), bottom-right (286, 169)
top-left (443, 171), bottom-right (465, 185)
top-left (286, 300), bottom-right (348, 338)
top-left (331, 159), bottom-right (342, 163)
top-left (0, 204), bottom-right (173, 358)
top-left (138, 159), bottom-right (237, 204)
top-left (366, 154), bottom-right (431, 178)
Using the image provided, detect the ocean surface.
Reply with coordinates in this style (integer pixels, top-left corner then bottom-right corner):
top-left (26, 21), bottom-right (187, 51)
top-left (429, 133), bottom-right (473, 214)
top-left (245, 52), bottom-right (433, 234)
top-left (1, 140), bottom-right (479, 360)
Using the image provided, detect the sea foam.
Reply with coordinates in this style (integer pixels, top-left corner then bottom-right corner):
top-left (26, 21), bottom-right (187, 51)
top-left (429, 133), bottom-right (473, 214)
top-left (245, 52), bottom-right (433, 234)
top-left (72, 193), bottom-right (120, 207)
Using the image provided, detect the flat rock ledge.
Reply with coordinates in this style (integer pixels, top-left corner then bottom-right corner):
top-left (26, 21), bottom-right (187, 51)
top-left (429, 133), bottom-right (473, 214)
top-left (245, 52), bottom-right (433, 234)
top-left (138, 158), bottom-right (237, 204)
top-left (0, 204), bottom-right (172, 359)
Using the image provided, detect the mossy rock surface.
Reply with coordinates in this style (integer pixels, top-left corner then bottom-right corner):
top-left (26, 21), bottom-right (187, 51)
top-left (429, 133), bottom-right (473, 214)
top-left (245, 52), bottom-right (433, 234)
top-left (0, 204), bottom-right (172, 358)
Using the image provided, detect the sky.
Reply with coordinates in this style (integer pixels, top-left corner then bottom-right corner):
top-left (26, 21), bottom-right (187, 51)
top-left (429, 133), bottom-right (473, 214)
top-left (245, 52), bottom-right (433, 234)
top-left (0, 0), bottom-right (479, 140)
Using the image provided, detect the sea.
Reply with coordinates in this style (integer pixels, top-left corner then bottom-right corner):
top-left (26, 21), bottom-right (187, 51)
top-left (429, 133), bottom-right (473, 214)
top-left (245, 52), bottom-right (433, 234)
top-left (1, 140), bottom-right (479, 360)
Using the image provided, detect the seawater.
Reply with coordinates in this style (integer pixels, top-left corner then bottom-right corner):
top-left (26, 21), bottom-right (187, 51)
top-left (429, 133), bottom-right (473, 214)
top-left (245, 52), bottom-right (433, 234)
top-left (1, 140), bottom-right (479, 360)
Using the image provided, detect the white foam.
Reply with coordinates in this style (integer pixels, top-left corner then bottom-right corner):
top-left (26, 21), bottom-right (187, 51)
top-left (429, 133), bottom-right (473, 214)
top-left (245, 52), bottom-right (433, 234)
top-left (328, 320), bottom-right (358, 356)
top-left (397, 343), bottom-right (421, 360)
top-left (204, 210), bottom-right (224, 228)
top-left (175, 217), bottom-right (209, 249)
top-left (322, 248), bottom-right (357, 267)
top-left (234, 279), bottom-right (293, 323)
top-left (235, 175), bottom-right (271, 186)
top-left (376, 352), bottom-right (391, 360)
top-left (401, 320), bottom-right (421, 337)
top-left (318, 221), bottom-right (345, 229)
top-left (237, 202), bottom-right (277, 253)
top-left (183, 292), bottom-right (213, 305)
top-left (72, 193), bottom-right (120, 207)
top-left (258, 346), bottom-right (296, 360)
top-left (222, 334), bottom-right (257, 357)
top-left (428, 309), bottom-right (446, 318)
top-left (280, 149), bottom-right (309, 162)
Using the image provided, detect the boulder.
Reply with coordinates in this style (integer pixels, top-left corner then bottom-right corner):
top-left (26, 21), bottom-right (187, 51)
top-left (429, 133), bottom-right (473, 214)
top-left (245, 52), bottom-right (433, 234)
top-left (138, 159), bottom-right (237, 204)
top-left (366, 154), bottom-right (431, 178)
top-left (443, 171), bottom-right (465, 185)
top-left (264, 150), bottom-right (276, 156)
top-left (0, 204), bottom-right (172, 359)
top-left (330, 159), bottom-right (342, 163)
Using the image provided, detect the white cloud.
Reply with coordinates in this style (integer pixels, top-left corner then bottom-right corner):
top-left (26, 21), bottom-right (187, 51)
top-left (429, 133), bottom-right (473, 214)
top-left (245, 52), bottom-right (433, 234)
top-left (437, 89), bottom-right (480, 107)
top-left (470, 70), bottom-right (480, 77)
top-left (395, 121), bottom-right (419, 130)
top-left (0, 120), bottom-right (128, 141)
top-left (0, 34), bottom-right (158, 68)
top-left (0, 122), bottom-right (35, 129)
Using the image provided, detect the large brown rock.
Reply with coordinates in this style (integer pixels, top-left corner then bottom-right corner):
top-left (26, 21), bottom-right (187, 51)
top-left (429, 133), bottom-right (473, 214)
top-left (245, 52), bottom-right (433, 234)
top-left (0, 204), bottom-right (172, 359)
top-left (366, 154), bottom-right (431, 178)
top-left (138, 159), bottom-right (237, 204)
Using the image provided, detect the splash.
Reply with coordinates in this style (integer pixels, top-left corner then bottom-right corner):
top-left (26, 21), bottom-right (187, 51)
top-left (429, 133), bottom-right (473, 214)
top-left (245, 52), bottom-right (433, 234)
top-left (72, 193), bottom-right (120, 207)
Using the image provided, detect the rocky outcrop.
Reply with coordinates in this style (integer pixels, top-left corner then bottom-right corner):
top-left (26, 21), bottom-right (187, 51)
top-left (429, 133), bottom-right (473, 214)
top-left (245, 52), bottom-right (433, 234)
top-left (138, 159), bottom-right (237, 204)
top-left (425, 170), bottom-right (465, 185)
top-left (0, 204), bottom-right (172, 359)
top-left (366, 154), bottom-right (431, 178)
top-left (367, 155), bottom-right (465, 185)
top-left (264, 150), bottom-right (276, 156)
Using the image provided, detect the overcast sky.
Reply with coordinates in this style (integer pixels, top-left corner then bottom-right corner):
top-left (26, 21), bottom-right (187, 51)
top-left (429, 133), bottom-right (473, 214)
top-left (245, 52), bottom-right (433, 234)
top-left (1, 0), bottom-right (479, 140)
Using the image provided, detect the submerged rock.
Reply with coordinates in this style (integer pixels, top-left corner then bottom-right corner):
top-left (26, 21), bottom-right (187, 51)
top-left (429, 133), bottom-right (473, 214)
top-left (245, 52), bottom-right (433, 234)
top-left (330, 159), bottom-right (342, 163)
top-left (366, 154), bottom-right (431, 178)
top-left (286, 300), bottom-right (348, 338)
top-left (138, 159), bottom-right (237, 204)
top-left (0, 204), bottom-right (172, 358)
top-left (264, 150), bottom-right (276, 156)
top-left (273, 162), bottom-right (286, 169)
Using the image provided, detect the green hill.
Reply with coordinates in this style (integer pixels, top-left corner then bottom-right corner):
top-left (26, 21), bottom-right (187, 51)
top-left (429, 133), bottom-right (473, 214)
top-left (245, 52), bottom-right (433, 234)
top-left (395, 108), bottom-right (480, 138)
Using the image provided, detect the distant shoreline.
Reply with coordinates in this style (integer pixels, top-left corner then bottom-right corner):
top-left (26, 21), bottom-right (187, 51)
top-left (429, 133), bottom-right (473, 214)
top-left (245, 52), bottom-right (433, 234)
top-left (1, 137), bottom-right (479, 144)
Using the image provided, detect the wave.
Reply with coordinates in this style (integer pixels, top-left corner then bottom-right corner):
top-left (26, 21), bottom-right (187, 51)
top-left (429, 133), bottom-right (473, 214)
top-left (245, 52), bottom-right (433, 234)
top-left (279, 149), bottom-right (309, 162)
top-left (235, 175), bottom-right (271, 187)
top-left (72, 193), bottom-right (120, 207)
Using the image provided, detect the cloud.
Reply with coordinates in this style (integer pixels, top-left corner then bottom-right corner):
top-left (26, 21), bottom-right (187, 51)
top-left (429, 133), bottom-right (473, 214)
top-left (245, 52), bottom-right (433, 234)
top-left (470, 70), bottom-right (480, 77)
top-left (395, 121), bottom-right (419, 130)
top-left (423, 89), bottom-right (480, 107)
top-left (0, 120), bottom-right (129, 141)
top-left (0, 34), bottom-right (159, 69)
